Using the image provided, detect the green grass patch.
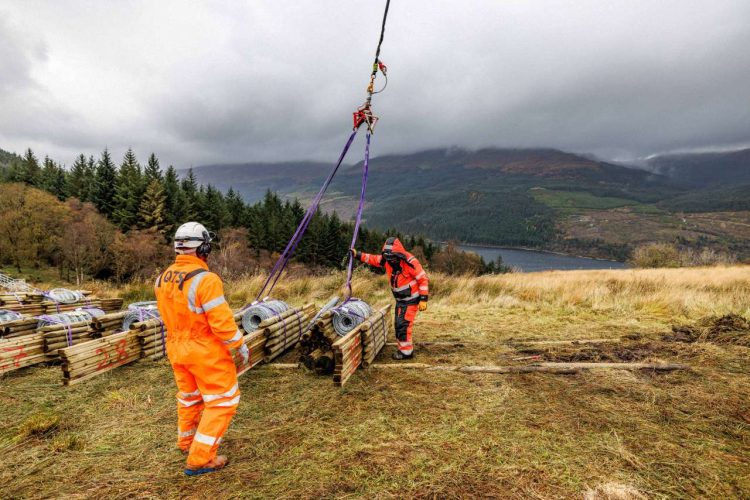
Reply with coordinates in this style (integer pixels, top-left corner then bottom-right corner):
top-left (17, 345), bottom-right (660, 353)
top-left (532, 188), bottom-right (639, 213)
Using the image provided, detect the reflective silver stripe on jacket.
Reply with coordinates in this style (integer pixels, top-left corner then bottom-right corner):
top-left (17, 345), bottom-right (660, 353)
top-left (391, 280), bottom-right (417, 292)
top-left (186, 272), bottom-right (209, 313)
top-left (223, 329), bottom-right (243, 345)
top-left (201, 295), bottom-right (226, 313)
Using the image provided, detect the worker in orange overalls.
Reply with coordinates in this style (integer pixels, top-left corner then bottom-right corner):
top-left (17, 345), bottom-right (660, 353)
top-left (352, 237), bottom-right (429, 359)
top-left (154, 222), bottom-right (249, 476)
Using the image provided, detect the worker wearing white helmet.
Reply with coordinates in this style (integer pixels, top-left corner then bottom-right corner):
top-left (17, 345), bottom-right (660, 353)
top-left (155, 221), bottom-right (249, 476)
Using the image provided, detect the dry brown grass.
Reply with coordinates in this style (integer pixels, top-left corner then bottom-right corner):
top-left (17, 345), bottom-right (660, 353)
top-left (2, 266), bottom-right (749, 498)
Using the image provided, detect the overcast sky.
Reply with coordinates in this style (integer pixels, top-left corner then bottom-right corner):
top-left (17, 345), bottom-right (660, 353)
top-left (1, 0), bottom-right (749, 168)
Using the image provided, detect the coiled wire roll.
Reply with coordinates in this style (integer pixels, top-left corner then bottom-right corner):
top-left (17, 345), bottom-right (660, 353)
top-left (332, 299), bottom-right (372, 336)
top-left (240, 300), bottom-right (289, 332)
top-left (0, 309), bottom-right (23, 323)
top-left (37, 308), bottom-right (104, 328)
top-left (122, 301), bottom-right (161, 330)
top-left (46, 288), bottom-right (86, 304)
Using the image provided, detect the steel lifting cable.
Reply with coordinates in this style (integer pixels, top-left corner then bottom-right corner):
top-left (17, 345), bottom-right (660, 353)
top-left (251, 0), bottom-right (392, 305)
top-left (344, 0), bottom-right (390, 291)
top-left (252, 131), bottom-right (358, 304)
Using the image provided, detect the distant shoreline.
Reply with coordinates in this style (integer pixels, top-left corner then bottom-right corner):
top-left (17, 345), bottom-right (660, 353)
top-left (451, 242), bottom-right (628, 265)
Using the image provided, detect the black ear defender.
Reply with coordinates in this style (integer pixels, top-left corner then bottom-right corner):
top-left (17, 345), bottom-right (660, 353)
top-left (197, 230), bottom-right (215, 258)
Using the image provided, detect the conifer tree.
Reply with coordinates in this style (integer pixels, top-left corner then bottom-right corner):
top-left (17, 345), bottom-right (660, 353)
top-left (144, 153), bottom-right (163, 183)
top-left (39, 156), bottom-right (59, 194)
top-left (67, 154), bottom-right (90, 201)
top-left (225, 188), bottom-right (246, 227)
top-left (19, 148), bottom-right (41, 186)
top-left (201, 185), bottom-right (229, 230)
top-left (163, 166), bottom-right (185, 232)
top-left (93, 148), bottom-right (118, 217)
top-left (3, 156), bottom-right (23, 182)
top-left (138, 179), bottom-right (167, 233)
top-left (180, 169), bottom-right (200, 220)
top-left (113, 148), bottom-right (144, 230)
top-left (52, 161), bottom-right (68, 200)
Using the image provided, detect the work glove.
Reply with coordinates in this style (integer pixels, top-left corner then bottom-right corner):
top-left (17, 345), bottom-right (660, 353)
top-left (418, 301), bottom-right (428, 312)
top-left (350, 248), bottom-right (359, 259)
top-left (236, 343), bottom-right (250, 367)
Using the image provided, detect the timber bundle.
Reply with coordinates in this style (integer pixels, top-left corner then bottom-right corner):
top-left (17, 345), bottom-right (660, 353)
top-left (59, 330), bottom-right (141, 385)
top-left (59, 310), bottom-right (162, 385)
top-left (131, 317), bottom-right (168, 360)
top-left (1, 314), bottom-right (38, 338)
top-left (0, 309), bottom-right (128, 375)
top-left (0, 291), bottom-right (122, 316)
top-left (233, 302), bottom-right (317, 375)
top-left (0, 333), bottom-right (45, 375)
top-left (300, 303), bottom-right (391, 386)
top-left (54, 301), bottom-right (317, 385)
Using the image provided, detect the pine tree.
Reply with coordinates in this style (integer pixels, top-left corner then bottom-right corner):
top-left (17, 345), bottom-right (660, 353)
top-left (4, 157), bottom-right (23, 182)
top-left (37, 156), bottom-right (67, 200)
top-left (39, 156), bottom-right (58, 193)
top-left (19, 149), bottom-right (41, 186)
top-left (144, 153), bottom-right (163, 183)
top-left (163, 166), bottom-right (185, 232)
top-left (201, 185), bottom-right (229, 230)
top-left (112, 148), bottom-right (144, 230)
top-left (323, 213), bottom-right (345, 267)
top-left (67, 154), bottom-right (89, 201)
top-left (225, 188), bottom-right (246, 227)
top-left (138, 179), bottom-right (167, 233)
top-left (180, 169), bottom-right (200, 220)
top-left (53, 161), bottom-right (68, 200)
top-left (93, 149), bottom-right (118, 217)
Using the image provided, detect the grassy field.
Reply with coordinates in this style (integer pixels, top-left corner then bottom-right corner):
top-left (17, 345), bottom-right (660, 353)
top-left (1, 267), bottom-right (749, 498)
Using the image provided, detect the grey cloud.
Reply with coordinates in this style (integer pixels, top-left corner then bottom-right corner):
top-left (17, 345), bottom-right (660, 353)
top-left (1, 0), bottom-right (749, 168)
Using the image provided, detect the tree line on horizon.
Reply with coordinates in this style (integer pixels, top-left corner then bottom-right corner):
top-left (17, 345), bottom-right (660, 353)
top-left (0, 147), bottom-right (508, 283)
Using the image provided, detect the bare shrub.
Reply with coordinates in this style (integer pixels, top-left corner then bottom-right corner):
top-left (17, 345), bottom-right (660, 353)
top-left (211, 227), bottom-right (258, 280)
top-left (632, 243), bottom-right (736, 268)
top-left (60, 199), bottom-right (117, 285)
top-left (110, 228), bottom-right (172, 282)
top-left (430, 242), bottom-right (485, 275)
top-left (630, 243), bottom-right (681, 268)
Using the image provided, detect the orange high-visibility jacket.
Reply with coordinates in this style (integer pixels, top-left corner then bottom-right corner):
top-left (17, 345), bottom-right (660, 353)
top-left (359, 237), bottom-right (429, 305)
top-left (154, 255), bottom-right (243, 350)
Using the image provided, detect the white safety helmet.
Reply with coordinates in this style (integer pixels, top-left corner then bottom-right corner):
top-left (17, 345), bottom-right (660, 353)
top-left (174, 222), bottom-right (214, 256)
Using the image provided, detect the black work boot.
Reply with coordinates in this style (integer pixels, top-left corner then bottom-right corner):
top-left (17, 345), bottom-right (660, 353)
top-left (392, 351), bottom-right (414, 360)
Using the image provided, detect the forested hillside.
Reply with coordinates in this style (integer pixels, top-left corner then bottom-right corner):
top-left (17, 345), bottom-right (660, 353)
top-left (0, 147), bottom-right (496, 283)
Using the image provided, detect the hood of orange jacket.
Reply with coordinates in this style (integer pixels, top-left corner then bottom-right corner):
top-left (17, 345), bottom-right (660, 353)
top-left (382, 237), bottom-right (414, 267)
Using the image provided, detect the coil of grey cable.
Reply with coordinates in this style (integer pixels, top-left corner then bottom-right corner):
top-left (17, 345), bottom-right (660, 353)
top-left (240, 300), bottom-right (289, 332)
top-left (332, 299), bottom-right (372, 336)
top-left (37, 308), bottom-right (104, 328)
top-left (47, 288), bottom-right (86, 304)
top-left (0, 309), bottom-right (23, 323)
top-left (122, 301), bottom-right (161, 330)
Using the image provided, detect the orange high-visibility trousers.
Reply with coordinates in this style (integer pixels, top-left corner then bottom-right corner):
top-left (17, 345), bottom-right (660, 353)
top-left (394, 303), bottom-right (418, 355)
top-left (170, 336), bottom-right (239, 466)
